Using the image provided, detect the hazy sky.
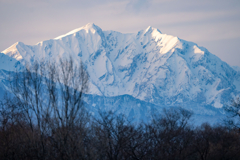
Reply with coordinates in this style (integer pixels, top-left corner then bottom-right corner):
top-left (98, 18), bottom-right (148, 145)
top-left (0, 0), bottom-right (240, 66)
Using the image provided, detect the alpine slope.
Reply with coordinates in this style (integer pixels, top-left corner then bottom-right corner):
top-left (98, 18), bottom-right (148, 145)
top-left (1, 23), bottom-right (240, 124)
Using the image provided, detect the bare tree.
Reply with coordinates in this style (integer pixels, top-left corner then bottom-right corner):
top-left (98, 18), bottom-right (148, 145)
top-left (2, 57), bottom-right (240, 160)
top-left (224, 97), bottom-right (240, 129)
top-left (146, 107), bottom-right (195, 159)
top-left (0, 57), bottom-right (90, 160)
top-left (92, 112), bottom-right (129, 160)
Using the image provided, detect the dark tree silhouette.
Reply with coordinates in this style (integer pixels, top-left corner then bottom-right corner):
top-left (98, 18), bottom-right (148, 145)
top-left (0, 57), bottom-right (90, 160)
top-left (224, 98), bottom-right (240, 129)
top-left (1, 58), bottom-right (240, 160)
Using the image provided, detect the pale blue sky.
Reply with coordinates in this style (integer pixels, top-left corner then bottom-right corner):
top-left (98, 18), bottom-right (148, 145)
top-left (0, 0), bottom-right (240, 66)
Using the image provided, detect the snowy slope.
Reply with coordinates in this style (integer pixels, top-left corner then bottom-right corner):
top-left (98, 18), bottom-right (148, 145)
top-left (0, 53), bottom-right (23, 71)
top-left (1, 23), bottom-right (240, 114)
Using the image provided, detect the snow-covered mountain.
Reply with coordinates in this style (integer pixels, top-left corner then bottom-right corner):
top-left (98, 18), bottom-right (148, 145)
top-left (1, 23), bottom-right (240, 123)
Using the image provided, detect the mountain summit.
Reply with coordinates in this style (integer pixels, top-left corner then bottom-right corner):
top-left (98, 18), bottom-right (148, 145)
top-left (1, 23), bottom-right (240, 123)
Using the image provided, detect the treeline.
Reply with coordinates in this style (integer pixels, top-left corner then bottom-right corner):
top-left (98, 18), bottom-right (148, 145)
top-left (0, 58), bottom-right (240, 160)
top-left (0, 107), bottom-right (240, 160)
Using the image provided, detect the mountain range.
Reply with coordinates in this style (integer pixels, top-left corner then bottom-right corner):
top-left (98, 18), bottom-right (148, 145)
top-left (1, 23), bottom-right (240, 124)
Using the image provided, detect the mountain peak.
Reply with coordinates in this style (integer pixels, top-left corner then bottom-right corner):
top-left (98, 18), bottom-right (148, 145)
top-left (145, 26), bottom-right (161, 34)
top-left (55, 22), bottom-right (102, 39)
top-left (2, 42), bottom-right (19, 53)
top-left (83, 22), bottom-right (98, 29)
top-left (145, 26), bottom-right (153, 32)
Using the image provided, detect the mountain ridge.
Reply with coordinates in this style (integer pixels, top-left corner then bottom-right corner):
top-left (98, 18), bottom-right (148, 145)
top-left (1, 23), bottom-right (239, 122)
